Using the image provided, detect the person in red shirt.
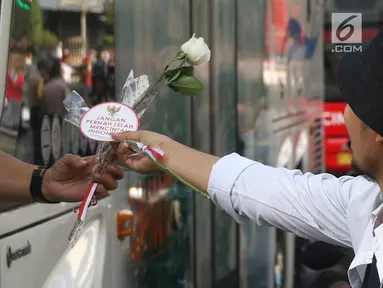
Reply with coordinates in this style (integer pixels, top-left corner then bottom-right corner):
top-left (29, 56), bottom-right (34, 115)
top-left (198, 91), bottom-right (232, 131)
top-left (82, 49), bottom-right (95, 87)
top-left (3, 57), bottom-right (24, 129)
top-left (6, 63), bottom-right (24, 103)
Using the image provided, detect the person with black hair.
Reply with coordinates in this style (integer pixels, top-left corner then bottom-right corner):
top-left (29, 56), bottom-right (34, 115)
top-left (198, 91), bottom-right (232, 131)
top-left (113, 27), bottom-right (383, 288)
top-left (24, 57), bottom-right (50, 164)
top-left (89, 62), bottom-right (109, 106)
top-left (23, 48), bottom-right (34, 83)
top-left (41, 58), bottom-right (69, 117)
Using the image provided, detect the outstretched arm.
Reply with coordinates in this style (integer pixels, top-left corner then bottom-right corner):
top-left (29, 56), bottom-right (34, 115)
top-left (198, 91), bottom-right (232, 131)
top-left (0, 151), bottom-right (124, 203)
top-left (162, 140), bottom-right (220, 192)
top-left (113, 130), bottom-right (368, 247)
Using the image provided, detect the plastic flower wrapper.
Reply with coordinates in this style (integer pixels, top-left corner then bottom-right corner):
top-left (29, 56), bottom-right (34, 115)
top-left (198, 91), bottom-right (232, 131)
top-left (64, 33), bottom-right (210, 247)
top-left (63, 73), bottom-right (150, 247)
top-left (62, 91), bottom-right (102, 247)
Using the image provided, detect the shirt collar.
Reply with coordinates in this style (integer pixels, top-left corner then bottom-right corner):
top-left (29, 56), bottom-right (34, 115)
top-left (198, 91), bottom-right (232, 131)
top-left (372, 195), bottom-right (383, 218)
top-left (372, 203), bottom-right (383, 218)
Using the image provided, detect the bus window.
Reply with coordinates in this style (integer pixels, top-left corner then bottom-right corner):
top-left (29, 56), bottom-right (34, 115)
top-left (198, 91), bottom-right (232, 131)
top-left (0, 0), bottom-right (115, 212)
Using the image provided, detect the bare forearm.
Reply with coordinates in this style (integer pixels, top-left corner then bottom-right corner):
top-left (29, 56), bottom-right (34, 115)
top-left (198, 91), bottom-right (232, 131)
top-left (163, 140), bottom-right (220, 192)
top-left (0, 152), bottom-right (35, 201)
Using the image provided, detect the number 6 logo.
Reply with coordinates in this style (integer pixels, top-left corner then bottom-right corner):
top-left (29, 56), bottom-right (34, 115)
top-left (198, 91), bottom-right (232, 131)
top-left (336, 15), bottom-right (357, 42)
top-left (331, 13), bottom-right (362, 44)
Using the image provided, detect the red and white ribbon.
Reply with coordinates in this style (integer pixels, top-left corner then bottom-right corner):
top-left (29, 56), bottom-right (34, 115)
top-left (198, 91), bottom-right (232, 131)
top-left (143, 146), bottom-right (164, 161)
top-left (74, 144), bottom-right (164, 223)
top-left (77, 182), bottom-right (98, 222)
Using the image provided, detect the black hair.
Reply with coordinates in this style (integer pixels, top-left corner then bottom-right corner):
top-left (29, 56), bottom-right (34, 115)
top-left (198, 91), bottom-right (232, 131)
top-left (26, 46), bottom-right (35, 56)
top-left (37, 58), bottom-right (50, 72)
top-left (49, 58), bottom-right (61, 80)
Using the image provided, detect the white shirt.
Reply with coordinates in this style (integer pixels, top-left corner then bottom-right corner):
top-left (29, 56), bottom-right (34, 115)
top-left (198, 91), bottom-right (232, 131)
top-left (61, 62), bottom-right (73, 83)
top-left (207, 153), bottom-right (383, 288)
top-left (54, 47), bottom-right (63, 59)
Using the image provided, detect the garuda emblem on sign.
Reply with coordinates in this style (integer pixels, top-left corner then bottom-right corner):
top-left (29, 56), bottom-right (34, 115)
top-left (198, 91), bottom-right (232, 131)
top-left (107, 105), bottom-right (121, 117)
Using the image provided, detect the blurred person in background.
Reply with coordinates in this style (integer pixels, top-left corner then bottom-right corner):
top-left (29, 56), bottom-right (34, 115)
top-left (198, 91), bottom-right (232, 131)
top-left (89, 60), bottom-right (109, 106)
top-left (113, 28), bottom-right (383, 287)
top-left (3, 57), bottom-right (24, 129)
top-left (41, 59), bottom-right (69, 117)
top-left (23, 48), bottom-right (35, 84)
top-left (82, 49), bottom-right (96, 88)
top-left (26, 57), bottom-right (50, 164)
top-left (61, 48), bottom-right (73, 84)
top-left (107, 50), bottom-right (116, 100)
top-left (22, 48), bottom-right (36, 115)
top-left (93, 49), bottom-right (109, 78)
top-left (52, 40), bottom-right (63, 60)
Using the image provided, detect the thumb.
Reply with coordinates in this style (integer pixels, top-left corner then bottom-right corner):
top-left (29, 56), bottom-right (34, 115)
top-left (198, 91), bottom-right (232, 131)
top-left (62, 154), bottom-right (88, 169)
top-left (111, 131), bottom-right (142, 142)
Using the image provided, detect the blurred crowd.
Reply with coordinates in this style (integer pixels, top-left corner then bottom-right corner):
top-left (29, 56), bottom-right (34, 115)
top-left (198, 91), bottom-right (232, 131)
top-left (2, 41), bottom-right (116, 164)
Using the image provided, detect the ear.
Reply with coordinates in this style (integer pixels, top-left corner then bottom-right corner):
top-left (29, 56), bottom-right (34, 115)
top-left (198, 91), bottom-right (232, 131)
top-left (375, 133), bottom-right (383, 143)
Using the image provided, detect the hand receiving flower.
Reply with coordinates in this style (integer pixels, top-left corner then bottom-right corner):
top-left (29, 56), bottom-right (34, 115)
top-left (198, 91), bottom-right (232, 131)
top-left (111, 131), bottom-right (172, 174)
top-left (42, 154), bottom-right (124, 202)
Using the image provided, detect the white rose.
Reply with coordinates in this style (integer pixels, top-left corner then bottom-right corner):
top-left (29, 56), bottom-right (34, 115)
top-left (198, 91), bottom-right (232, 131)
top-left (181, 33), bottom-right (211, 66)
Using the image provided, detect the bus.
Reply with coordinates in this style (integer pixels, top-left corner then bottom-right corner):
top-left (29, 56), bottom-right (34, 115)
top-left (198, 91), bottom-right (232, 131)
top-left (0, 0), bottom-right (324, 287)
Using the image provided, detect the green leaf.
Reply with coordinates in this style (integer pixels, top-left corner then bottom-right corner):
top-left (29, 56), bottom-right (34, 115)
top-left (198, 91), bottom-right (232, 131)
top-left (181, 66), bottom-right (193, 76)
top-left (164, 67), bottom-right (179, 77)
top-left (164, 68), bottom-right (180, 83)
top-left (165, 58), bottom-right (185, 72)
top-left (168, 84), bottom-right (179, 93)
top-left (167, 69), bottom-right (182, 83)
top-left (169, 75), bottom-right (204, 96)
top-left (174, 52), bottom-right (186, 60)
top-left (164, 66), bottom-right (193, 83)
top-left (157, 72), bottom-right (165, 82)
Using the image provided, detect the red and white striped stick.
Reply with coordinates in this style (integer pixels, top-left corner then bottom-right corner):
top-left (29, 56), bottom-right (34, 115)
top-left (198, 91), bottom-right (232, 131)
top-left (76, 182), bottom-right (98, 222)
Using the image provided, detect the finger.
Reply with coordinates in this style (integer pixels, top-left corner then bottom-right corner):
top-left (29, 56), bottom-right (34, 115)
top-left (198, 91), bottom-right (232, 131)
top-left (81, 156), bottom-right (98, 175)
top-left (115, 142), bottom-right (136, 164)
top-left (110, 152), bottom-right (118, 163)
top-left (117, 142), bottom-right (131, 155)
top-left (114, 143), bottom-right (126, 163)
top-left (124, 157), bottom-right (144, 172)
top-left (94, 185), bottom-right (110, 198)
top-left (124, 158), bottom-right (134, 170)
top-left (81, 156), bottom-right (98, 171)
top-left (105, 164), bottom-right (125, 180)
top-left (83, 155), bottom-right (97, 164)
top-left (93, 173), bottom-right (119, 191)
top-left (111, 131), bottom-right (143, 142)
top-left (110, 142), bottom-right (119, 152)
top-left (62, 154), bottom-right (88, 169)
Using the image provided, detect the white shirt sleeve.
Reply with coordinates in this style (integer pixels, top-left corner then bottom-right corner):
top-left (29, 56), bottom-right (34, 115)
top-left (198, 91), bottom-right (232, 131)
top-left (207, 153), bottom-right (357, 247)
